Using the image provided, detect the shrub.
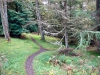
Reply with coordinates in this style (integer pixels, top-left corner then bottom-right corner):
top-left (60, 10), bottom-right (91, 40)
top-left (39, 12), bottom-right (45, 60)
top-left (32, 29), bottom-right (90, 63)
top-left (26, 24), bottom-right (38, 32)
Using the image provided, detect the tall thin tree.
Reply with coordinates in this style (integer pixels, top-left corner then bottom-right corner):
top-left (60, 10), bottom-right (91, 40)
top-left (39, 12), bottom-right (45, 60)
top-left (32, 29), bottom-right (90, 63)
top-left (0, 0), bottom-right (10, 41)
top-left (96, 0), bottom-right (100, 10)
top-left (64, 0), bottom-right (69, 48)
top-left (35, 0), bottom-right (45, 40)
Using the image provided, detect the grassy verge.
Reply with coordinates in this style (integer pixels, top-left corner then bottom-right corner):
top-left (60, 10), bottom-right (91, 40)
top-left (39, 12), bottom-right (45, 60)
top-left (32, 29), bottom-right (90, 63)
top-left (0, 34), bottom-right (60, 75)
top-left (30, 34), bottom-right (67, 75)
top-left (29, 34), bottom-right (100, 75)
top-left (25, 33), bottom-right (60, 50)
top-left (2, 34), bottom-right (99, 75)
top-left (0, 37), bottom-right (39, 75)
top-left (34, 50), bottom-right (100, 75)
top-left (34, 52), bottom-right (66, 75)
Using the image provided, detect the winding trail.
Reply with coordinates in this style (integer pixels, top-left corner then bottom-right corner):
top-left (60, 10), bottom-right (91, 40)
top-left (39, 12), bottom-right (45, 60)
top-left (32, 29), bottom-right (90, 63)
top-left (25, 38), bottom-right (47, 75)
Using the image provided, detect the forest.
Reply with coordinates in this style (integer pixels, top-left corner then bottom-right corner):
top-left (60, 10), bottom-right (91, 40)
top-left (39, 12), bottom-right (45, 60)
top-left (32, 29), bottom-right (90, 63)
top-left (0, 0), bottom-right (100, 75)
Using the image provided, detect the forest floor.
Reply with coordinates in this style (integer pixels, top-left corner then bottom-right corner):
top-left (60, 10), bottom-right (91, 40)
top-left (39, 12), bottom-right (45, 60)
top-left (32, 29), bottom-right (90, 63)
top-left (0, 34), bottom-right (59, 75)
top-left (25, 37), bottom-right (47, 75)
top-left (33, 41), bottom-right (100, 75)
top-left (0, 34), bottom-right (100, 75)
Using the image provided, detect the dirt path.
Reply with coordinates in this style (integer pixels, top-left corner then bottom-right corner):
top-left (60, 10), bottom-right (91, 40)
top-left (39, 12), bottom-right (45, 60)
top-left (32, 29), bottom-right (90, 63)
top-left (25, 38), bottom-right (47, 75)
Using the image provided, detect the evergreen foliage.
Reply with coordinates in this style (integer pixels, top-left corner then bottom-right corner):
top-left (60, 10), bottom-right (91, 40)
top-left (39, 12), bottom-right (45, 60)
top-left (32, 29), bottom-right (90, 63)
top-left (0, 1), bottom-right (38, 37)
top-left (0, 17), bottom-right (3, 35)
top-left (26, 23), bottom-right (38, 32)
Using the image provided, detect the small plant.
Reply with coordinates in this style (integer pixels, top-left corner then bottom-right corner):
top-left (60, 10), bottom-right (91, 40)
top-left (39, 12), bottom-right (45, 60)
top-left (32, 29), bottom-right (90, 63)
top-left (49, 55), bottom-right (61, 66)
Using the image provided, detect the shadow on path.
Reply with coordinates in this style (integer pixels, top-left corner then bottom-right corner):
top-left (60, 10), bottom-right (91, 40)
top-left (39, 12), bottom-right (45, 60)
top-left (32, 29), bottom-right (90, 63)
top-left (25, 37), bottom-right (47, 75)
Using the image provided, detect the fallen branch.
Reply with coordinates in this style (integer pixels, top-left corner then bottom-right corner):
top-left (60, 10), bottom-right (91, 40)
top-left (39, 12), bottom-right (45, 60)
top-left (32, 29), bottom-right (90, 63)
top-left (43, 26), bottom-right (66, 36)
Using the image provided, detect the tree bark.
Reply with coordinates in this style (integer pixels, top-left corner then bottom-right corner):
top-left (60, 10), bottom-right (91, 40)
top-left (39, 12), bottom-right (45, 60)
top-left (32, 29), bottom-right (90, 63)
top-left (4, 0), bottom-right (9, 29)
top-left (96, 0), bottom-right (100, 51)
top-left (35, 0), bottom-right (45, 40)
top-left (65, 27), bottom-right (68, 48)
top-left (96, 0), bottom-right (100, 10)
top-left (0, 0), bottom-right (11, 41)
top-left (64, 1), bottom-right (69, 48)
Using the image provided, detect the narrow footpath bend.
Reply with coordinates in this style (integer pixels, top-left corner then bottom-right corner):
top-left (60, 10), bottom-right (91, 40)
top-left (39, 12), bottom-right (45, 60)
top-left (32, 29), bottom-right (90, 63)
top-left (25, 38), bottom-right (47, 75)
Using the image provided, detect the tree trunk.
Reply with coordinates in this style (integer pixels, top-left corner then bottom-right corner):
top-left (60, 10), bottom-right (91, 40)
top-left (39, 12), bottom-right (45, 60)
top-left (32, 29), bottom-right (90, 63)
top-left (4, 0), bottom-right (9, 30)
top-left (96, 0), bottom-right (100, 51)
top-left (96, 0), bottom-right (100, 10)
top-left (64, 1), bottom-right (69, 48)
top-left (35, 0), bottom-right (45, 40)
top-left (65, 27), bottom-right (68, 48)
top-left (41, 28), bottom-right (45, 40)
top-left (0, 0), bottom-right (10, 41)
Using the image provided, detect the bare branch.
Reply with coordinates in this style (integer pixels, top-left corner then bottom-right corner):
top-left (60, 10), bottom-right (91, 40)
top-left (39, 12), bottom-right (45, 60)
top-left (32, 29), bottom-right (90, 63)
top-left (43, 26), bottom-right (66, 36)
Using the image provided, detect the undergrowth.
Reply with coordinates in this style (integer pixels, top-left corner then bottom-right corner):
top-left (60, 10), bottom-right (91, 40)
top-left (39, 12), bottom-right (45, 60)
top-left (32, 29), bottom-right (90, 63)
top-left (34, 45), bottom-right (100, 75)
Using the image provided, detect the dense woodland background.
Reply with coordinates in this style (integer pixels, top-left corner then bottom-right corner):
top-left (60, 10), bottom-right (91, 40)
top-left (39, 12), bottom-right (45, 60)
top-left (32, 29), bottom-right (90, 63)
top-left (0, 0), bottom-right (99, 50)
top-left (0, 0), bottom-right (100, 75)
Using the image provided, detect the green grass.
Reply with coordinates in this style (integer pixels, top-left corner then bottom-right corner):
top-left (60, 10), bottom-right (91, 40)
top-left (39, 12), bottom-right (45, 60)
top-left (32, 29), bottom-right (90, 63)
top-left (0, 37), bottom-right (39, 75)
top-left (25, 33), bottom-right (60, 50)
top-left (0, 34), bottom-right (60, 75)
top-left (34, 52), bottom-right (66, 75)
top-left (24, 34), bottom-right (67, 75)
top-left (31, 34), bottom-right (100, 75)
top-left (1, 34), bottom-right (99, 75)
top-left (34, 49), bottom-right (100, 75)
top-left (20, 34), bottom-right (100, 75)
